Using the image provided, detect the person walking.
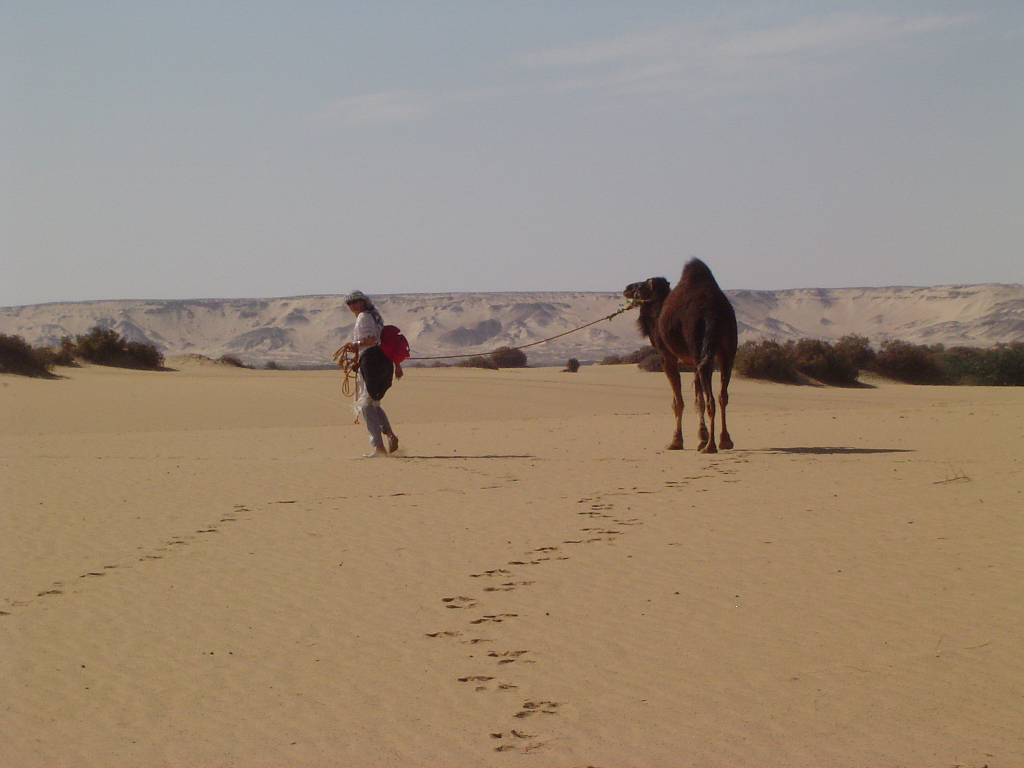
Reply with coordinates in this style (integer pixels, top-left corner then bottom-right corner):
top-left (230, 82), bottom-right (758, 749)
top-left (342, 291), bottom-right (400, 458)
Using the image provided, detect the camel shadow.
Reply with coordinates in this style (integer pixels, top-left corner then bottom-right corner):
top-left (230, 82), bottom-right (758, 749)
top-left (399, 454), bottom-right (536, 460)
top-left (759, 446), bottom-right (914, 455)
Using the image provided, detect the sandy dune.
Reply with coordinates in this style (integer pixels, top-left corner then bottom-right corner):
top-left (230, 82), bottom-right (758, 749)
top-left (2, 361), bottom-right (1022, 766)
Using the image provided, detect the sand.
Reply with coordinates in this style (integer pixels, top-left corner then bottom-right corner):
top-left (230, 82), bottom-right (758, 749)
top-left (1, 361), bottom-right (1022, 767)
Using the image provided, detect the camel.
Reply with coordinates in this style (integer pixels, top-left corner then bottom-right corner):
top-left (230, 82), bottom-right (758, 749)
top-left (624, 258), bottom-right (737, 453)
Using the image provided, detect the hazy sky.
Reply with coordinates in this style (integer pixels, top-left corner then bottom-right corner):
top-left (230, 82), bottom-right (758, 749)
top-left (2, 1), bottom-right (1022, 306)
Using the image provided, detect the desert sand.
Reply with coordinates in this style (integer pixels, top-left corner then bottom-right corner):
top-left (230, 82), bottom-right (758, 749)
top-left (1, 360), bottom-right (1022, 767)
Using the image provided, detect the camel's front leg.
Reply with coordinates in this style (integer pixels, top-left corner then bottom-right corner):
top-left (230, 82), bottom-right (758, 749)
top-left (662, 359), bottom-right (685, 450)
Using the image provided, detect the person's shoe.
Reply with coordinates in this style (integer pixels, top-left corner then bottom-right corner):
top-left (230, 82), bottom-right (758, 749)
top-left (362, 447), bottom-right (388, 458)
top-left (387, 434), bottom-right (399, 454)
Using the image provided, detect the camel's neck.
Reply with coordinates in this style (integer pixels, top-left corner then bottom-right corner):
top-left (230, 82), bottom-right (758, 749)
top-left (637, 299), bottom-right (663, 344)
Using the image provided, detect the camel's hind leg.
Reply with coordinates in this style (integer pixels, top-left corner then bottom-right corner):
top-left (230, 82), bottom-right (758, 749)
top-left (662, 357), bottom-right (685, 450)
top-left (695, 361), bottom-right (717, 453)
top-left (718, 357), bottom-right (734, 450)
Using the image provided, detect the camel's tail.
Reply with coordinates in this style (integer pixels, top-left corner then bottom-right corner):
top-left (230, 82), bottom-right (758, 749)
top-left (699, 314), bottom-right (719, 368)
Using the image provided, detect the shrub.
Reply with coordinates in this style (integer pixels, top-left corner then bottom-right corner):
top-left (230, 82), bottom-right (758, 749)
top-left (789, 339), bottom-right (860, 385)
top-left (833, 334), bottom-right (876, 370)
top-left (986, 342), bottom-right (1024, 386)
top-left (873, 340), bottom-right (944, 384)
top-left (490, 346), bottom-right (528, 368)
top-left (0, 334), bottom-right (53, 376)
top-left (34, 337), bottom-right (78, 368)
top-left (125, 341), bottom-right (164, 369)
top-left (73, 327), bottom-right (164, 369)
top-left (622, 346), bottom-right (656, 365)
top-left (599, 355), bottom-right (622, 365)
top-left (939, 346), bottom-right (986, 385)
top-left (939, 343), bottom-right (1024, 386)
top-left (563, 358), bottom-right (580, 373)
top-left (217, 355), bottom-right (247, 368)
top-left (637, 349), bottom-right (664, 372)
top-left (458, 355), bottom-right (499, 369)
top-left (735, 339), bottom-right (798, 382)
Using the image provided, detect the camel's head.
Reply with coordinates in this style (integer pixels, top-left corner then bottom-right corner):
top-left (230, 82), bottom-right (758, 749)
top-left (623, 277), bottom-right (671, 306)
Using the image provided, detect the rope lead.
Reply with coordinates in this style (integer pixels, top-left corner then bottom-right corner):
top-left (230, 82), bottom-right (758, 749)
top-left (334, 301), bottom-right (641, 373)
top-left (406, 300), bottom-right (641, 362)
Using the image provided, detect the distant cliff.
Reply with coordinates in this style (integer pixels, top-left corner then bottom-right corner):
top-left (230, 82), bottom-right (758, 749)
top-left (2, 284), bottom-right (1022, 367)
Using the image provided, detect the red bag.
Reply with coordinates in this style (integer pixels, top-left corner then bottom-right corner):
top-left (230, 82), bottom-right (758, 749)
top-left (379, 325), bottom-right (410, 364)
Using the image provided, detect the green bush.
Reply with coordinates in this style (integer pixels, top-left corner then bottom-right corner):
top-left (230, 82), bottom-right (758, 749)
top-left (872, 340), bottom-right (944, 384)
top-left (938, 343), bottom-right (1024, 386)
top-left (490, 346), bottom-right (528, 368)
top-left (789, 339), bottom-right (860, 385)
top-left (735, 340), bottom-right (798, 382)
top-left (833, 334), bottom-right (876, 370)
top-left (74, 327), bottom-right (164, 369)
top-left (457, 355), bottom-right (499, 369)
top-left (985, 342), bottom-right (1024, 386)
top-left (637, 349), bottom-right (664, 372)
top-left (0, 334), bottom-right (53, 376)
top-left (33, 337), bottom-right (78, 368)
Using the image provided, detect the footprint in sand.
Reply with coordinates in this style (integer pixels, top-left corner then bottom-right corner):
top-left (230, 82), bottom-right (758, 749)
top-left (488, 650), bottom-right (531, 665)
top-left (491, 729), bottom-right (542, 752)
top-left (483, 580), bottom-right (535, 593)
top-left (469, 568), bottom-right (511, 578)
top-left (442, 595), bottom-right (478, 609)
top-left (470, 613), bottom-right (518, 625)
top-left (514, 700), bottom-right (561, 718)
top-left (458, 676), bottom-right (519, 693)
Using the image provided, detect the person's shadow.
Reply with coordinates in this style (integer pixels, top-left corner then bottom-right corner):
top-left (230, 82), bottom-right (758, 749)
top-left (758, 446), bottom-right (913, 455)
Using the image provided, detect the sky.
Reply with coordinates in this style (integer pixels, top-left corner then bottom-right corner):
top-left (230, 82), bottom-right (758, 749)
top-left (1, 1), bottom-right (1022, 306)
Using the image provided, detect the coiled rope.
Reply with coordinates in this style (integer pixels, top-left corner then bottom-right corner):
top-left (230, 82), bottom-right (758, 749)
top-left (331, 346), bottom-right (359, 396)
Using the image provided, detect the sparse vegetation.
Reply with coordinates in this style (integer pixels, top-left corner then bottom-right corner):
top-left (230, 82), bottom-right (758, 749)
top-left (732, 336), bottom-right (1024, 387)
top-left (947, 342), bottom-right (1024, 386)
top-left (563, 358), bottom-right (580, 373)
top-left (600, 345), bottom-right (683, 372)
top-left (833, 334), bottom-right (876, 370)
top-left (636, 349), bottom-right (664, 372)
top-left (872, 340), bottom-right (945, 384)
top-left (457, 355), bottom-right (499, 370)
top-left (735, 340), bottom-right (799, 383)
top-left (73, 327), bottom-right (164, 369)
top-left (788, 338), bottom-right (860, 386)
top-left (489, 346), bottom-right (528, 368)
top-left (0, 334), bottom-right (54, 377)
